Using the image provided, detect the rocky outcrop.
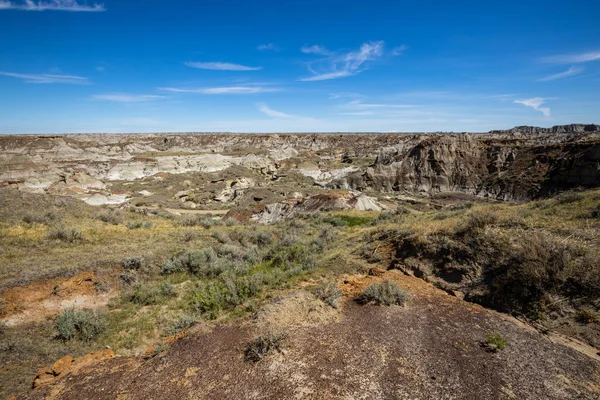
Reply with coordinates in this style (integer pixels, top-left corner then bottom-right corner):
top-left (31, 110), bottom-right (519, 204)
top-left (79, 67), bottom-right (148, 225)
top-left (251, 191), bottom-right (388, 224)
top-left (1, 127), bottom-right (599, 203)
top-left (32, 349), bottom-right (115, 389)
top-left (329, 133), bottom-right (600, 200)
top-left (490, 124), bottom-right (600, 135)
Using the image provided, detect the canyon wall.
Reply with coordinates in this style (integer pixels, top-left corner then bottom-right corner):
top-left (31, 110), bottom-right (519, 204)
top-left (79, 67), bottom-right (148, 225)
top-left (1, 125), bottom-right (599, 202)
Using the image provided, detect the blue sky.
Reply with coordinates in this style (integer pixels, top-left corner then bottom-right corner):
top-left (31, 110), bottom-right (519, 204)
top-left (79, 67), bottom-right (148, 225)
top-left (0, 0), bottom-right (599, 133)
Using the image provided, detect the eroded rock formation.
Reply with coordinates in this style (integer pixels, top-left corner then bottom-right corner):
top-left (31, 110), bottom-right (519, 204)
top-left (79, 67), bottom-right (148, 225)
top-left (1, 125), bottom-right (599, 203)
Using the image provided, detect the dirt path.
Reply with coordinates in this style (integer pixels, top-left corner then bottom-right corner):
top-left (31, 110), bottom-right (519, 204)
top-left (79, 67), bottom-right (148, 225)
top-left (24, 271), bottom-right (600, 400)
top-left (162, 208), bottom-right (230, 216)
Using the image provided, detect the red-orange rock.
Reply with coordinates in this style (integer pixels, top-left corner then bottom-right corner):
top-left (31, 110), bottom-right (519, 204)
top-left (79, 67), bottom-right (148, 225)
top-left (368, 267), bottom-right (387, 276)
top-left (51, 355), bottom-right (75, 376)
top-left (32, 368), bottom-right (54, 389)
top-left (32, 349), bottom-right (116, 389)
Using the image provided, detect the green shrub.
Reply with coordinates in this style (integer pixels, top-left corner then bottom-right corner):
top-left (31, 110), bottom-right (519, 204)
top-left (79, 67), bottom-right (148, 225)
top-left (315, 281), bottom-right (342, 308)
top-left (218, 243), bottom-right (260, 264)
top-left (97, 210), bottom-right (123, 225)
top-left (188, 281), bottom-right (225, 319)
top-left (339, 215), bottom-right (373, 227)
top-left (482, 332), bottom-right (507, 352)
top-left (188, 274), bottom-right (263, 319)
top-left (178, 215), bottom-right (221, 228)
top-left (119, 270), bottom-right (137, 286)
top-left (267, 243), bottom-right (314, 272)
top-left (321, 215), bottom-right (346, 227)
top-left (245, 332), bottom-right (287, 362)
top-left (55, 308), bottom-right (106, 341)
top-left (576, 310), bottom-right (598, 324)
top-left (359, 281), bottom-right (411, 306)
top-left (162, 248), bottom-right (221, 276)
top-left (313, 227), bottom-right (338, 251)
top-left (458, 211), bottom-right (498, 233)
top-left (182, 230), bottom-right (198, 242)
top-left (449, 202), bottom-right (473, 211)
top-left (122, 256), bottom-right (143, 270)
top-left (46, 226), bottom-right (82, 243)
top-left (211, 230), bottom-right (231, 244)
top-left (23, 212), bottom-right (56, 225)
top-left (249, 231), bottom-right (273, 247)
top-left (556, 191), bottom-right (583, 204)
top-left (129, 282), bottom-right (175, 305)
top-left (169, 313), bottom-right (198, 334)
top-left (178, 215), bottom-right (200, 227)
top-left (127, 221), bottom-right (153, 230)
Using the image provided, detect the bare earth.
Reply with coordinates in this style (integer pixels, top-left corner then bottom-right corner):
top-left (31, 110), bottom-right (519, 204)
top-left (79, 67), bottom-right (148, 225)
top-left (24, 271), bottom-right (600, 400)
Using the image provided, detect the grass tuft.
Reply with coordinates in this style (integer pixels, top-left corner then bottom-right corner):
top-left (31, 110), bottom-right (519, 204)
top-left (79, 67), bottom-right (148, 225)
top-left (245, 332), bottom-right (287, 363)
top-left (359, 280), bottom-right (411, 306)
top-left (55, 308), bottom-right (106, 341)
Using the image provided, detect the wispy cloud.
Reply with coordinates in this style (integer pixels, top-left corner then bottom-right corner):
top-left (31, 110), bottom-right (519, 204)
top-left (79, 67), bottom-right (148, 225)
top-left (300, 41), bottom-right (384, 81)
top-left (391, 91), bottom-right (515, 101)
top-left (159, 85), bottom-right (279, 95)
top-left (258, 43), bottom-right (278, 51)
top-left (328, 92), bottom-right (364, 100)
top-left (257, 103), bottom-right (293, 118)
top-left (301, 44), bottom-right (331, 56)
top-left (301, 71), bottom-right (354, 81)
top-left (337, 100), bottom-right (419, 116)
top-left (184, 62), bottom-right (262, 71)
top-left (542, 51), bottom-right (600, 64)
top-left (392, 44), bottom-right (408, 56)
top-left (514, 97), bottom-right (551, 117)
top-left (0, 71), bottom-right (89, 84)
top-left (0, 0), bottom-right (105, 11)
top-left (92, 93), bottom-right (166, 103)
top-left (538, 66), bottom-right (583, 82)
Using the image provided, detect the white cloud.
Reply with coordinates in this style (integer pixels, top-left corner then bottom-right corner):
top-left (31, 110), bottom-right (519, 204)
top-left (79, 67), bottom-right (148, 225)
top-left (328, 92), bottom-right (363, 99)
top-left (258, 43), bottom-right (278, 51)
top-left (92, 93), bottom-right (165, 103)
top-left (0, 71), bottom-right (89, 84)
top-left (0, 0), bottom-right (105, 11)
top-left (300, 41), bottom-right (384, 81)
top-left (96, 66), bottom-right (105, 72)
top-left (337, 100), bottom-right (423, 117)
top-left (159, 86), bottom-right (279, 95)
top-left (514, 97), bottom-right (551, 117)
top-left (301, 70), bottom-right (353, 82)
top-left (538, 66), bottom-right (583, 82)
top-left (301, 44), bottom-right (331, 56)
top-left (184, 62), bottom-right (262, 71)
top-left (543, 51), bottom-right (600, 64)
top-left (392, 44), bottom-right (408, 56)
top-left (257, 103), bottom-right (293, 118)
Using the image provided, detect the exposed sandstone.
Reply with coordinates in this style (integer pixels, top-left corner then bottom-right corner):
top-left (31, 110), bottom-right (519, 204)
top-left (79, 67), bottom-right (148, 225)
top-left (32, 349), bottom-right (115, 389)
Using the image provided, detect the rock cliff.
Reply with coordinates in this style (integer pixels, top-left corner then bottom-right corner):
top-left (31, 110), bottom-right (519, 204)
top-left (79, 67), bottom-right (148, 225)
top-left (1, 125), bottom-right (599, 202)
